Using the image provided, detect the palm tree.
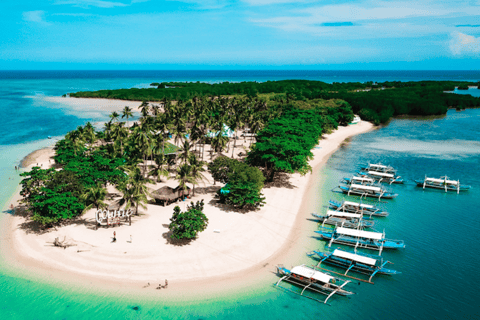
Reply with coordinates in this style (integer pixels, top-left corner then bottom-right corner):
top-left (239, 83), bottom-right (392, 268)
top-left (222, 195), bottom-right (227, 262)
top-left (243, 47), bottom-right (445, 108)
top-left (133, 127), bottom-right (152, 177)
top-left (148, 153), bottom-right (169, 183)
top-left (118, 166), bottom-right (151, 215)
top-left (175, 163), bottom-right (193, 199)
top-left (178, 138), bottom-right (194, 164)
top-left (104, 121), bottom-right (113, 142)
top-left (109, 111), bottom-right (120, 123)
top-left (122, 106), bottom-right (134, 127)
top-left (111, 123), bottom-right (129, 156)
top-left (188, 155), bottom-right (207, 196)
top-left (81, 185), bottom-right (107, 211)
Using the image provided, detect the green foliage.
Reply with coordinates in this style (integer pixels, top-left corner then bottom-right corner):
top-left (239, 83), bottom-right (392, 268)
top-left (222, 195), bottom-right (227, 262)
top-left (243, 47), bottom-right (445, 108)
top-left (208, 156), bottom-right (238, 184)
top-left (20, 167), bottom-right (85, 225)
top-left (213, 157), bottom-right (265, 210)
top-left (219, 180), bottom-right (266, 210)
top-left (169, 200), bottom-right (208, 240)
top-left (69, 80), bottom-right (480, 123)
top-left (247, 106), bottom-right (323, 181)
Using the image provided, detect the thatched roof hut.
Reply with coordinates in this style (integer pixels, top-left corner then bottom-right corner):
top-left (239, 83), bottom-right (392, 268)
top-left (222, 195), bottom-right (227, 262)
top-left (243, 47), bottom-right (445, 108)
top-left (151, 185), bottom-right (191, 206)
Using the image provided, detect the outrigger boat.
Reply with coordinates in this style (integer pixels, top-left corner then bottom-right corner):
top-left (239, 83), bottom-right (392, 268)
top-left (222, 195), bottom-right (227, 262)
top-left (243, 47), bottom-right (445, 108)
top-left (360, 163), bottom-right (396, 174)
top-left (329, 199), bottom-right (389, 217)
top-left (315, 226), bottom-right (405, 254)
top-left (341, 176), bottom-right (376, 186)
top-left (356, 171), bottom-right (404, 184)
top-left (311, 210), bottom-right (375, 229)
top-left (306, 249), bottom-right (400, 284)
top-left (415, 176), bottom-right (471, 194)
top-left (275, 264), bottom-right (355, 304)
top-left (337, 184), bottom-right (398, 199)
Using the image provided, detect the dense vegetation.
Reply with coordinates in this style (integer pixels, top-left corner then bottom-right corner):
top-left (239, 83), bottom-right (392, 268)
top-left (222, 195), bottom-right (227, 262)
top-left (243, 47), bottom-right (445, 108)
top-left (69, 80), bottom-right (480, 124)
top-left (169, 200), bottom-right (208, 240)
top-left (209, 156), bottom-right (266, 210)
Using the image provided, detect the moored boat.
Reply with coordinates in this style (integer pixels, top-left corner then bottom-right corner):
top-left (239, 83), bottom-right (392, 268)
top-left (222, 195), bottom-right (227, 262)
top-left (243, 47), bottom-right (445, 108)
top-left (338, 184), bottom-right (398, 199)
top-left (275, 264), bottom-right (355, 304)
top-left (357, 171), bottom-right (404, 184)
top-left (329, 199), bottom-right (389, 217)
top-left (341, 176), bottom-right (376, 186)
top-left (415, 176), bottom-right (471, 193)
top-left (307, 248), bottom-right (401, 283)
top-left (360, 163), bottom-right (396, 174)
top-left (311, 210), bottom-right (375, 229)
top-left (315, 226), bottom-right (405, 253)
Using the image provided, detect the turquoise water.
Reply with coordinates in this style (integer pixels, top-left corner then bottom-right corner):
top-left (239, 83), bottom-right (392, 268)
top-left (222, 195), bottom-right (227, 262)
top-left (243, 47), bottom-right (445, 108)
top-left (1, 71), bottom-right (479, 319)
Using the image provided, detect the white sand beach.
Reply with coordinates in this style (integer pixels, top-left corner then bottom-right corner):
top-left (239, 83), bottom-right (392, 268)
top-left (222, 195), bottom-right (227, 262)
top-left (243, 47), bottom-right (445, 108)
top-left (2, 99), bottom-right (374, 296)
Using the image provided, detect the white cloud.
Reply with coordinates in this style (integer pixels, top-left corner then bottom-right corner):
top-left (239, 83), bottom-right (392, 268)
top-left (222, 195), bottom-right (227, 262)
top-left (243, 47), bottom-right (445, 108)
top-left (449, 31), bottom-right (480, 55)
top-left (22, 11), bottom-right (50, 25)
top-left (54, 0), bottom-right (129, 8)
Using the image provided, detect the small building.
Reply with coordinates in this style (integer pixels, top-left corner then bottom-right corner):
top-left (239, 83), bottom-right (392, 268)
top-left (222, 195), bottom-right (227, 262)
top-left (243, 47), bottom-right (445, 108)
top-left (151, 185), bottom-right (191, 206)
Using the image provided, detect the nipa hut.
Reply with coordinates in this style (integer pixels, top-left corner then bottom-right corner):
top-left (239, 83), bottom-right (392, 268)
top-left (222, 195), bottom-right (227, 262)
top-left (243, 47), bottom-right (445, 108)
top-left (151, 185), bottom-right (191, 206)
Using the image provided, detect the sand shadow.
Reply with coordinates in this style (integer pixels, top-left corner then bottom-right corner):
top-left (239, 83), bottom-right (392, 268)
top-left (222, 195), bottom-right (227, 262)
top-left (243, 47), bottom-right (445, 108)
top-left (207, 198), bottom-right (254, 214)
top-left (264, 172), bottom-right (296, 189)
top-left (193, 186), bottom-right (221, 195)
top-left (161, 230), bottom-right (194, 247)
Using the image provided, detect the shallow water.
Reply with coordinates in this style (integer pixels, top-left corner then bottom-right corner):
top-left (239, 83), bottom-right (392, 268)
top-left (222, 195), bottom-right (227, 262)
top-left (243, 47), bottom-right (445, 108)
top-left (1, 71), bottom-right (479, 319)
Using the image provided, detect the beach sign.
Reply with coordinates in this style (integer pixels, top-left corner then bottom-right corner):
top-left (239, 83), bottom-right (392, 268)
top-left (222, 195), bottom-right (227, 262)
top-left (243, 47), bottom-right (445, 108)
top-left (95, 209), bottom-right (133, 225)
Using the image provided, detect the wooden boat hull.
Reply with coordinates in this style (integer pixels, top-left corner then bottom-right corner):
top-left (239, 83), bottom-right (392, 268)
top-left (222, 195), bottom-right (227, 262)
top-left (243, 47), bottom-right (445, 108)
top-left (315, 230), bottom-right (405, 250)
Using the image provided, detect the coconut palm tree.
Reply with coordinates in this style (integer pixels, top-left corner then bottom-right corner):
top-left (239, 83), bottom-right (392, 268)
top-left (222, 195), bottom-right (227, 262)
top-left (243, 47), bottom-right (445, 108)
top-left (81, 185), bottom-right (107, 211)
top-left (178, 138), bottom-right (194, 164)
top-left (118, 166), bottom-right (151, 215)
top-left (148, 153), bottom-right (169, 182)
top-left (188, 155), bottom-right (207, 196)
top-left (133, 127), bottom-right (152, 177)
top-left (175, 163), bottom-right (193, 199)
top-left (109, 111), bottom-right (120, 123)
top-left (122, 106), bottom-right (134, 127)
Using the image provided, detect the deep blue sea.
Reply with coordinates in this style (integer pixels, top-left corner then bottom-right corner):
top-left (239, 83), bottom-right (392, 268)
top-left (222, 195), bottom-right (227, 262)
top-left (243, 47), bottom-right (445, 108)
top-left (1, 71), bottom-right (479, 319)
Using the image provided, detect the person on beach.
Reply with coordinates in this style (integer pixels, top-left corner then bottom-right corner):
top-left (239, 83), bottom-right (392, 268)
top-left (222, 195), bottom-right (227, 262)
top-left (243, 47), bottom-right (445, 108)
top-left (165, 279), bottom-right (168, 289)
top-left (113, 231), bottom-right (116, 243)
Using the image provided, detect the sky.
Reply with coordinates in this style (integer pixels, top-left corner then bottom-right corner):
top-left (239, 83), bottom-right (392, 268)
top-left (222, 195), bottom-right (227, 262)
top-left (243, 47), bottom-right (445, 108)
top-left (1, 0), bottom-right (480, 69)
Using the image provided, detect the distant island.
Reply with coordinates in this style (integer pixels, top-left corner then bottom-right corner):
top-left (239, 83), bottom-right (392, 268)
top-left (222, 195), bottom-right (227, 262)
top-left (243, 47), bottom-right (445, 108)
top-left (68, 80), bottom-right (480, 124)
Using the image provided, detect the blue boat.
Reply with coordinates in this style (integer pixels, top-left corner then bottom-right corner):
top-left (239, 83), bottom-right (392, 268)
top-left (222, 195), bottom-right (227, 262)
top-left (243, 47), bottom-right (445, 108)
top-left (328, 199), bottom-right (389, 217)
top-left (415, 176), bottom-right (471, 193)
top-left (315, 226), bottom-right (405, 253)
top-left (275, 264), bottom-right (355, 304)
top-left (337, 184), bottom-right (398, 199)
top-left (311, 211), bottom-right (375, 229)
top-left (307, 249), bottom-right (401, 284)
top-left (341, 176), bottom-right (376, 186)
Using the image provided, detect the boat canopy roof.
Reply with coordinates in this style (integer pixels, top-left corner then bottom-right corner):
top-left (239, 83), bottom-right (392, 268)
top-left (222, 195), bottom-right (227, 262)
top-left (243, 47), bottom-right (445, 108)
top-left (291, 265), bottom-right (333, 283)
top-left (351, 184), bottom-right (382, 192)
top-left (426, 177), bottom-right (459, 185)
top-left (368, 171), bottom-right (394, 178)
top-left (369, 164), bottom-right (388, 169)
top-left (327, 210), bottom-right (362, 219)
top-left (333, 249), bottom-right (377, 266)
top-left (336, 227), bottom-right (383, 240)
top-left (343, 201), bottom-right (374, 209)
top-left (352, 176), bottom-right (374, 182)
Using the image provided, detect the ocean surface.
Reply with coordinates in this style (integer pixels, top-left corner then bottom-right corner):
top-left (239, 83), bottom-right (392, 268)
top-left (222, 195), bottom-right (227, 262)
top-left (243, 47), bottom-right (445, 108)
top-left (1, 71), bottom-right (479, 319)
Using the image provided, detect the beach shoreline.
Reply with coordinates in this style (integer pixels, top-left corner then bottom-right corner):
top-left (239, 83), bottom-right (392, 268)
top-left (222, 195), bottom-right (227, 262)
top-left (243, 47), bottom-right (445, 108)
top-left (1, 103), bottom-right (374, 299)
